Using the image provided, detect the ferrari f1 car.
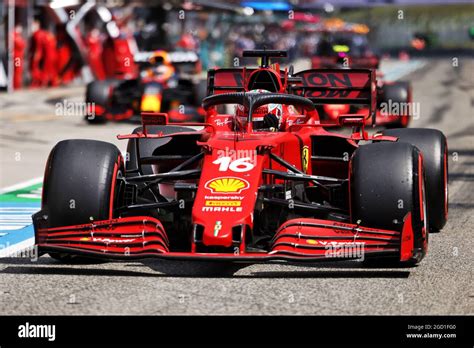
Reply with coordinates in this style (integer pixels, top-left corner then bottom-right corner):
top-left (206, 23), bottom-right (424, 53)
top-left (34, 50), bottom-right (447, 266)
top-left (310, 19), bottom-right (412, 128)
top-left (85, 50), bottom-right (206, 123)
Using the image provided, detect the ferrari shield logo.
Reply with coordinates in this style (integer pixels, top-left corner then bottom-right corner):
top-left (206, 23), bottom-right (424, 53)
top-left (302, 146), bottom-right (309, 173)
top-left (214, 221), bottom-right (222, 236)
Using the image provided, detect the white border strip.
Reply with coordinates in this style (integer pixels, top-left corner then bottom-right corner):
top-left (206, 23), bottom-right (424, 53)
top-left (0, 178), bottom-right (42, 257)
top-left (0, 237), bottom-right (35, 257)
top-left (0, 177), bottom-right (43, 195)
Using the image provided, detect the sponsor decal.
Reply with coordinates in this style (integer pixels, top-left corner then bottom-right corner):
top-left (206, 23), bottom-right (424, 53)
top-left (202, 206), bottom-right (243, 212)
top-left (301, 72), bottom-right (353, 88)
top-left (202, 195), bottom-right (244, 212)
top-left (302, 146), bottom-right (309, 173)
top-left (213, 156), bottom-right (255, 172)
top-left (205, 177), bottom-right (250, 194)
top-left (214, 118), bottom-right (232, 127)
top-left (316, 241), bottom-right (364, 247)
top-left (333, 222), bottom-right (353, 234)
top-left (205, 200), bottom-right (241, 207)
top-left (213, 221), bottom-right (222, 237)
top-left (80, 237), bottom-right (136, 244)
top-left (287, 117), bottom-right (305, 126)
top-left (204, 195), bottom-right (244, 200)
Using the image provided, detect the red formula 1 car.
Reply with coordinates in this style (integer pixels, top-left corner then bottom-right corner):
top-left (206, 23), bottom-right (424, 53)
top-left (310, 20), bottom-right (412, 128)
top-left (33, 50), bottom-right (447, 267)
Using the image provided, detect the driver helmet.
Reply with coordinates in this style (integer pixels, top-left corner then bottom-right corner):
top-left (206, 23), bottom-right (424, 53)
top-left (149, 50), bottom-right (171, 66)
top-left (235, 89), bottom-right (283, 128)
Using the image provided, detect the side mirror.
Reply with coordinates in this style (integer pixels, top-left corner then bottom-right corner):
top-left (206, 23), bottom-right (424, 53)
top-left (338, 115), bottom-right (368, 141)
top-left (288, 64), bottom-right (294, 76)
top-left (141, 112), bottom-right (168, 135)
top-left (337, 115), bottom-right (365, 127)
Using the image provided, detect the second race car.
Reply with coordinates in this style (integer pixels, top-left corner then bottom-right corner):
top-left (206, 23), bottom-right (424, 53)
top-left (310, 19), bottom-right (413, 128)
top-left (84, 50), bottom-right (207, 124)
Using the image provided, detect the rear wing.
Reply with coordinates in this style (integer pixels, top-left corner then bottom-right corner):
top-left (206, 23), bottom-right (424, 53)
top-left (207, 68), bottom-right (287, 95)
top-left (168, 51), bottom-right (200, 75)
top-left (291, 68), bottom-right (377, 124)
top-left (134, 51), bottom-right (200, 74)
top-left (207, 68), bottom-right (246, 95)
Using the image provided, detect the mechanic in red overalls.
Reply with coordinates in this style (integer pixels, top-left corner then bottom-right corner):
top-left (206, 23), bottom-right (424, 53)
top-left (30, 19), bottom-right (46, 87)
top-left (85, 27), bottom-right (106, 80)
top-left (56, 24), bottom-right (79, 85)
top-left (30, 19), bottom-right (58, 87)
top-left (43, 29), bottom-right (59, 86)
top-left (13, 25), bottom-right (26, 89)
top-left (102, 18), bottom-right (137, 80)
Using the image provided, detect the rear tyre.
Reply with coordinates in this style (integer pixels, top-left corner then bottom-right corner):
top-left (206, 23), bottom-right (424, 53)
top-left (382, 128), bottom-right (448, 232)
top-left (379, 81), bottom-right (411, 128)
top-left (85, 79), bottom-right (117, 124)
top-left (350, 142), bottom-right (427, 265)
top-left (42, 140), bottom-right (123, 262)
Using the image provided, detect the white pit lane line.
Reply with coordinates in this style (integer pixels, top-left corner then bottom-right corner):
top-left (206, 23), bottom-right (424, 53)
top-left (381, 59), bottom-right (426, 82)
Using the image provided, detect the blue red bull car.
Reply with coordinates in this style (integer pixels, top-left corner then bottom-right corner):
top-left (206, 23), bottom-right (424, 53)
top-left (85, 50), bottom-right (206, 124)
top-left (34, 50), bottom-right (447, 267)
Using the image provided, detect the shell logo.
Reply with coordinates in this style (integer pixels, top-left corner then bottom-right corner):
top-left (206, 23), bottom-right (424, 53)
top-left (205, 177), bottom-right (250, 194)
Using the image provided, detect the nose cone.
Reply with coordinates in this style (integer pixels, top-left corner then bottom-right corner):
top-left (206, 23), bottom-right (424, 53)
top-left (192, 148), bottom-right (264, 248)
top-left (195, 175), bottom-right (256, 247)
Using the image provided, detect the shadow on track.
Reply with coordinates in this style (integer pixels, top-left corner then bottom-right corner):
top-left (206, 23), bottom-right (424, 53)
top-left (0, 257), bottom-right (411, 279)
top-left (1, 266), bottom-right (158, 278)
top-left (248, 270), bottom-right (410, 279)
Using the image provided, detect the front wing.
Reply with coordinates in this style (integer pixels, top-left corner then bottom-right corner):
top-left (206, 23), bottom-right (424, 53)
top-left (33, 214), bottom-right (418, 263)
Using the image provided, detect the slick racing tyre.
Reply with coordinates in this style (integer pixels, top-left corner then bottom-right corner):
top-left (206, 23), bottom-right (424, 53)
top-left (350, 142), bottom-right (428, 265)
top-left (42, 140), bottom-right (124, 262)
top-left (379, 81), bottom-right (411, 128)
top-left (382, 128), bottom-right (448, 232)
top-left (85, 79), bottom-right (117, 124)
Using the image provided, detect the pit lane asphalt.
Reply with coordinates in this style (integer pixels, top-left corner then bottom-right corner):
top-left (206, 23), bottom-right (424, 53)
top-left (0, 58), bottom-right (472, 315)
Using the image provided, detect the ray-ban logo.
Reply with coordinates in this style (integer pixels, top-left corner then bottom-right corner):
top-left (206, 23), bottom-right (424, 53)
top-left (18, 322), bottom-right (56, 341)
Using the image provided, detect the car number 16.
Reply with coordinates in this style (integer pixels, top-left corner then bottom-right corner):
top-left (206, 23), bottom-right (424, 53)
top-left (213, 157), bottom-right (255, 172)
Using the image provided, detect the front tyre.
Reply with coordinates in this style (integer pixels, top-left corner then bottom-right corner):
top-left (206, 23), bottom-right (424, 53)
top-left (350, 142), bottom-right (428, 265)
top-left (42, 140), bottom-right (124, 262)
top-left (382, 128), bottom-right (448, 232)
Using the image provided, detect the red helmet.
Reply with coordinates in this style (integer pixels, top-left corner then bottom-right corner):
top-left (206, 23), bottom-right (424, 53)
top-left (235, 89), bottom-right (283, 124)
